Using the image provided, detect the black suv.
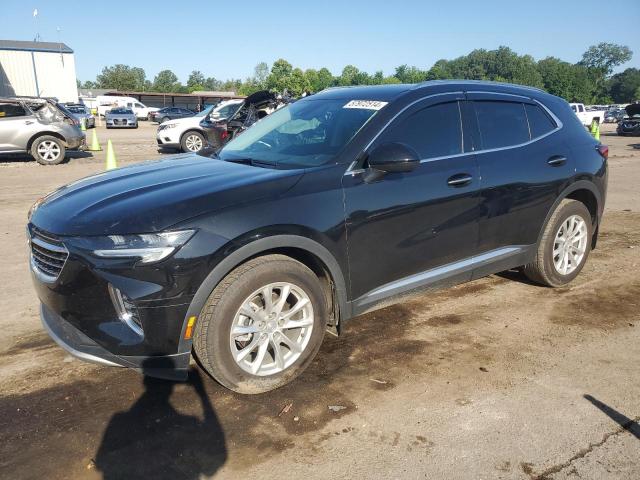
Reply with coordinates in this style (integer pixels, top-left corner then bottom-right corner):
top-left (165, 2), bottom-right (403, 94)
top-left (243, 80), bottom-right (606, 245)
top-left (29, 81), bottom-right (607, 393)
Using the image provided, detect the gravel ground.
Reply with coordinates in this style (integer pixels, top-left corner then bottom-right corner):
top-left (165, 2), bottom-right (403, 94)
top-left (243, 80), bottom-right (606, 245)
top-left (0, 123), bottom-right (638, 480)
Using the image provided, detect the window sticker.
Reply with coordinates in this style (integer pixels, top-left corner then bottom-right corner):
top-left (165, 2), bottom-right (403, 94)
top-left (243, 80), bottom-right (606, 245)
top-left (343, 100), bottom-right (388, 110)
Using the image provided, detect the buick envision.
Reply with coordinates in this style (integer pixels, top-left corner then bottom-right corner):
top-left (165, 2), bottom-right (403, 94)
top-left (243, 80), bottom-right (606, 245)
top-left (29, 81), bottom-right (607, 393)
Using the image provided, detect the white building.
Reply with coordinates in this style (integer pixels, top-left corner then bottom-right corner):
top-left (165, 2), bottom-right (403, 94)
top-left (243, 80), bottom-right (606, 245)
top-left (0, 39), bottom-right (78, 103)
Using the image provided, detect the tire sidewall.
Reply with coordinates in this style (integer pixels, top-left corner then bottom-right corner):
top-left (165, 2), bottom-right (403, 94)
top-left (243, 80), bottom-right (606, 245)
top-left (542, 202), bottom-right (593, 285)
top-left (201, 260), bottom-right (327, 393)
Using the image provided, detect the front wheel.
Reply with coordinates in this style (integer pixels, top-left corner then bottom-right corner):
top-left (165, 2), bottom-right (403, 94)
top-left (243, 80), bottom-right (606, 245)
top-left (193, 255), bottom-right (327, 394)
top-left (31, 135), bottom-right (66, 165)
top-left (180, 131), bottom-right (205, 152)
top-left (161, 116), bottom-right (170, 123)
top-left (523, 199), bottom-right (593, 287)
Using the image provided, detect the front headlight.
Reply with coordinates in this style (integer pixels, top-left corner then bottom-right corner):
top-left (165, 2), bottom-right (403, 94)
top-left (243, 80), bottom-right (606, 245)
top-left (90, 230), bottom-right (195, 263)
top-left (164, 123), bottom-right (178, 129)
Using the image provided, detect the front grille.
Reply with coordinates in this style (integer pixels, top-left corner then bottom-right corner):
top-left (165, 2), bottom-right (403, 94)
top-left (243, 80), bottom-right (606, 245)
top-left (30, 227), bottom-right (68, 281)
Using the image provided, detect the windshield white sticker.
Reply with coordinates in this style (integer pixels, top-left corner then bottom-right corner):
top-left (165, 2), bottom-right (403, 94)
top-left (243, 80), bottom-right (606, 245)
top-left (343, 100), bottom-right (388, 110)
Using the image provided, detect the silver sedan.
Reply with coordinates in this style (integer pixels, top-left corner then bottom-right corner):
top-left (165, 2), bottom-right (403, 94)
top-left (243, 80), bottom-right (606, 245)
top-left (105, 108), bottom-right (138, 129)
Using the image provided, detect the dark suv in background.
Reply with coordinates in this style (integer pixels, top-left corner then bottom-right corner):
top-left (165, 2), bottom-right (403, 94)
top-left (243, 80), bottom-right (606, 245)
top-left (150, 107), bottom-right (195, 124)
top-left (29, 81), bottom-right (607, 393)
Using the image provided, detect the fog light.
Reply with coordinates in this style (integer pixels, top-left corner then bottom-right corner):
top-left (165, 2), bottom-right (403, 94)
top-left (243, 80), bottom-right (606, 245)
top-left (108, 284), bottom-right (143, 336)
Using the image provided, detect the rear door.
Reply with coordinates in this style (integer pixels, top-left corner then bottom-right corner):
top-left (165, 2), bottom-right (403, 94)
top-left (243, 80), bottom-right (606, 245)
top-left (342, 93), bottom-right (482, 307)
top-left (466, 92), bottom-right (572, 257)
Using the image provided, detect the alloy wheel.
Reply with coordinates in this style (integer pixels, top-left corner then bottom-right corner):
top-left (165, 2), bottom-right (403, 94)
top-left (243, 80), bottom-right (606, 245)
top-left (185, 134), bottom-right (203, 152)
top-left (229, 282), bottom-right (314, 376)
top-left (37, 141), bottom-right (61, 162)
top-left (553, 214), bottom-right (588, 275)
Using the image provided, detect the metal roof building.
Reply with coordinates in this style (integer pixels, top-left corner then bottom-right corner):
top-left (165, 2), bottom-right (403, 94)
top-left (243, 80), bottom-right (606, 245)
top-left (0, 39), bottom-right (78, 102)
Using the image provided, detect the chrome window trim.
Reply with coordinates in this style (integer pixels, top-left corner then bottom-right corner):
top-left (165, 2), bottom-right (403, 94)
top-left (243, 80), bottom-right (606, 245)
top-left (343, 90), bottom-right (563, 176)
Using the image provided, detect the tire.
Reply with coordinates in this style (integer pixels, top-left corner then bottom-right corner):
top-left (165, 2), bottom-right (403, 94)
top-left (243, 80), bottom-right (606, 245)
top-left (161, 116), bottom-right (170, 123)
top-left (523, 199), bottom-right (593, 287)
top-left (30, 135), bottom-right (66, 165)
top-left (193, 254), bottom-right (327, 394)
top-left (180, 130), bottom-right (205, 153)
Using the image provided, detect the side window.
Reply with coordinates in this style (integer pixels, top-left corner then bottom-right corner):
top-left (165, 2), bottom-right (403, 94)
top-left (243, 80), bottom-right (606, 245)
top-left (579, 105), bottom-right (585, 113)
top-left (474, 101), bottom-right (529, 149)
top-left (135, 103), bottom-right (144, 108)
top-left (525, 103), bottom-right (556, 139)
top-left (379, 101), bottom-right (463, 159)
top-left (0, 103), bottom-right (27, 118)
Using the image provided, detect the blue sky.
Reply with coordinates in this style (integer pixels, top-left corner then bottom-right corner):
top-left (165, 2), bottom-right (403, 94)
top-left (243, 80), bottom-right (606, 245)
top-left (2, 0), bottom-right (639, 83)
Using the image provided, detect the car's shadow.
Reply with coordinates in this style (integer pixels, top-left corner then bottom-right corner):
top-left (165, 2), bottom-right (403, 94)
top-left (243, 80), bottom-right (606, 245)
top-left (0, 150), bottom-right (94, 164)
top-left (94, 358), bottom-right (226, 480)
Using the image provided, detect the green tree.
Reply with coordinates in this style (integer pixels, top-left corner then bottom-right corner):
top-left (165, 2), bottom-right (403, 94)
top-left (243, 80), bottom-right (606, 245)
top-left (266, 59), bottom-right (294, 92)
top-left (187, 70), bottom-right (206, 91)
top-left (608, 68), bottom-right (640, 103)
top-left (580, 43), bottom-right (633, 76)
top-left (96, 64), bottom-right (147, 91)
top-left (338, 65), bottom-right (371, 86)
top-left (394, 65), bottom-right (427, 83)
top-left (315, 68), bottom-right (334, 91)
top-left (536, 57), bottom-right (595, 102)
top-left (204, 77), bottom-right (222, 91)
top-left (152, 69), bottom-right (180, 92)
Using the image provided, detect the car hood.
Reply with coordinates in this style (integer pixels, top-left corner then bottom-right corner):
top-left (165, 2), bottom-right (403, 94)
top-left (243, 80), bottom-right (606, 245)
top-left (160, 115), bottom-right (205, 127)
top-left (30, 154), bottom-right (304, 236)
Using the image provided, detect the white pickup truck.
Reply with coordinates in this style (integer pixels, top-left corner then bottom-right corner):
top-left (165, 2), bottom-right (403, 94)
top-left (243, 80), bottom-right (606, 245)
top-left (569, 103), bottom-right (606, 126)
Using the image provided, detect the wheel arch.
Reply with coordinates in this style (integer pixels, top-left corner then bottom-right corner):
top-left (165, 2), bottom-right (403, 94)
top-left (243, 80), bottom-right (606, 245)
top-left (538, 181), bottom-right (602, 249)
top-left (177, 235), bottom-right (350, 354)
top-left (27, 131), bottom-right (67, 151)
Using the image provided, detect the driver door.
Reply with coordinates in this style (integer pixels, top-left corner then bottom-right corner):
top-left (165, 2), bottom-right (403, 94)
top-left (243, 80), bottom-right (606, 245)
top-left (342, 94), bottom-right (481, 311)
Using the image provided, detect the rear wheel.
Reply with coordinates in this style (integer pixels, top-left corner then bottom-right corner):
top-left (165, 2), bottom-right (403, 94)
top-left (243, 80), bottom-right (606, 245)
top-left (193, 255), bottom-right (327, 394)
top-left (523, 199), bottom-right (592, 287)
top-left (180, 131), bottom-right (205, 152)
top-left (30, 135), bottom-right (65, 165)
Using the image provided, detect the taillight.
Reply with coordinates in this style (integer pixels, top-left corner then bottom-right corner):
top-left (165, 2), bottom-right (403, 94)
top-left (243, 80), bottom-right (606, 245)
top-left (221, 130), bottom-right (228, 140)
top-left (597, 144), bottom-right (608, 160)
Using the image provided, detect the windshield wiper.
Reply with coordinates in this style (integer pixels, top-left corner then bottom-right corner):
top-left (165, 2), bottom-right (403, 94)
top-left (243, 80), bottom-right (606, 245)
top-left (224, 157), bottom-right (277, 168)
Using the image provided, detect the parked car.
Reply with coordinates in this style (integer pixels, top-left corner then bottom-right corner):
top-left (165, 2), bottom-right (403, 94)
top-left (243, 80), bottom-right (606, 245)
top-left (28, 81), bottom-right (607, 392)
top-left (65, 103), bottom-right (95, 128)
top-left (0, 97), bottom-right (85, 165)
top-left (199, 90), bottom-right (281, 149)
top-left (569, 103), bottom-right (606, 126)
top-left (105, 107), bottom-right (138, 129)
top-left (149, 107), bottom-right (195, 124)
top-left (96, 96), bottom-right (158, 120)
top-left (156, 100), bottom-right (243, 153)
top-left (616, 103), bottom-right (640, 136)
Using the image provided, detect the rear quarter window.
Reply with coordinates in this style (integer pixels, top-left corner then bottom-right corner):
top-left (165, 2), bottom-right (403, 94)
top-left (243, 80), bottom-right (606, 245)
top-left (474, 101), bottom-right (529, 149)
top-left (525, 103), bottom-right (556, 139)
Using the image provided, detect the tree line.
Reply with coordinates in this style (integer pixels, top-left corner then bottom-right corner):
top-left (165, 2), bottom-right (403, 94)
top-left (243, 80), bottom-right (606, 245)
top-left (78, 43), bottom-right (639, 104)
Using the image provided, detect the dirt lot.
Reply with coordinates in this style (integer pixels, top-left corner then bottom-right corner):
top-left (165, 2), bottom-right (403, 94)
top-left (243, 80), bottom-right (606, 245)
top-left (0, 123), bottom-right (638, 480)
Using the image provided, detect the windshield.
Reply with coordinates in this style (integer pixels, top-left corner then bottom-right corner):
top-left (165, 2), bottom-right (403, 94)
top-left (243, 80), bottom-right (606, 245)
top-left (111, 108), bottom-right (133, 114)
top-left (195, 105), bottom-right (215, 117)
top-left (218, 98), bottom-right (383, 168)
top-left (66, 106), bottom-right (86, 114)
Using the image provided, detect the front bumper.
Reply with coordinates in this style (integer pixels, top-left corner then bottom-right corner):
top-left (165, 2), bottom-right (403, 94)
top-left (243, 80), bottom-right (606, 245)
top-left (156, 127), bottom-right (181, 148)
top-left (41, 303), bottom-right (190, 379)
top-left (106, 118), bottom-right (137, 128)
top-left (28, 223), bottom-right (230, 380)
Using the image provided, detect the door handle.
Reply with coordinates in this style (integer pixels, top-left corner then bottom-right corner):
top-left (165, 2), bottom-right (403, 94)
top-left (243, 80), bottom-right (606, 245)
top-left (547, 155), bottom-right (567, 166)
top-left (25, 120), bottom-right (34, 125)
top-left (447, 173), bottom-right (473, 187)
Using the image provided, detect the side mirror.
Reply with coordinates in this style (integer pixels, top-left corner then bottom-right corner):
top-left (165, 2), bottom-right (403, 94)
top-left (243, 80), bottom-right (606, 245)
top-left (367, 142), bottom-right (420, 173)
